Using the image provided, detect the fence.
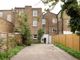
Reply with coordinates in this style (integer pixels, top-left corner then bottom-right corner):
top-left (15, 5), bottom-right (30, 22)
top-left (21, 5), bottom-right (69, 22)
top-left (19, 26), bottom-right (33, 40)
top-left (0, 33), bottom-right (22, 51)
top-left (52, 34), bottom-right (80, 52)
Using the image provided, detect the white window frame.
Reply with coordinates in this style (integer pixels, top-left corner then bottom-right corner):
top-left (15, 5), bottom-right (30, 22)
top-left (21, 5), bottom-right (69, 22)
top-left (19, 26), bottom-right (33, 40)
top-left (0, 12), bottom-right (3, 17)
top-left (33, 18), bottom-right (38, 27)
top-left (19, 10), bottom-right (24, 15)
top-left (33, 34), bottom-right (37, 39)
top-left (7, 14), bottom-right (12, 22)
top-left (33, 10), bottom-right (38, 16)
top-left (42, 19), bottom-right (46, 25)
top-left (52, 19), bottom-right (57, 23)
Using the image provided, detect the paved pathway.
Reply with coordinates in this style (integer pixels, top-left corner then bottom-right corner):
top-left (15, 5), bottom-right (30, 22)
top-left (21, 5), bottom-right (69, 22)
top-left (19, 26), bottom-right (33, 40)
top-left (11, 44), bottom-right (78, 60)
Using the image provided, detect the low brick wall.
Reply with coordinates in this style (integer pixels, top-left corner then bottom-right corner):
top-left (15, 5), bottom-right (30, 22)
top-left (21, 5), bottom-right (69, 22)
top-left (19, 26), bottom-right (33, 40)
top-left (15, 33), bottom-right (22, 45)
top-left (0, 33), bottom-right (22, 51)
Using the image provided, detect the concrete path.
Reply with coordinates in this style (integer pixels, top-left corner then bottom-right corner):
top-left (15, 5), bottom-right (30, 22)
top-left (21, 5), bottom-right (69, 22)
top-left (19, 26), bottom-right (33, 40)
top-left (11, 44), bottom-right (78, 60)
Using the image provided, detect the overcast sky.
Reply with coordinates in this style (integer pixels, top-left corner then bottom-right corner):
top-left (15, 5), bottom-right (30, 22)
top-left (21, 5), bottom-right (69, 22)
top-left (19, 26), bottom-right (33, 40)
top-left (0, 0), bottom-right (46, 11)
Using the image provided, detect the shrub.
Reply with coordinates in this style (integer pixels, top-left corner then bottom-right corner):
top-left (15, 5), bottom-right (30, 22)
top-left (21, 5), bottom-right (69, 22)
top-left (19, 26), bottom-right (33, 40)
top-left (38, 29), bottom-right (44, 43)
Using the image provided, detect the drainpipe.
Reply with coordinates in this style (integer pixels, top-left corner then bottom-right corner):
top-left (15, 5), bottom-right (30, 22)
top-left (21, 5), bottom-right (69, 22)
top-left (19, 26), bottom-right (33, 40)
top-left (56, 14), bottom-right (59, 34)
top-left (48, 18), bottom-right (49, 44)
top-left (61, 12), bottom-right (64, 34)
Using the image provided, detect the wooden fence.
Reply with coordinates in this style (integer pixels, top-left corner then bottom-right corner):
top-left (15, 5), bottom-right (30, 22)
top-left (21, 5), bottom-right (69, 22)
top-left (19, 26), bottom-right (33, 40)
top-left (52, 34), bottom-right (80, 52)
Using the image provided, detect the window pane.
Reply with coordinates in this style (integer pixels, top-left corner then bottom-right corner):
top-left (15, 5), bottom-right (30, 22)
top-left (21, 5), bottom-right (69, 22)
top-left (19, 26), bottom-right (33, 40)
top-left (19, 10), bottom-right (24, 15)
top-left (0, 12), bottom-right (3, 17)
top-left (33, 18), bottom-right (37, 27)
top-left (33, 10), bottom-right (38, 16)
top-left (34, 35), bottom-right (37, 38)
top-left (42, 19), bottom-right (46, 25)
top-left (52, 19), bottom-right (57, 23)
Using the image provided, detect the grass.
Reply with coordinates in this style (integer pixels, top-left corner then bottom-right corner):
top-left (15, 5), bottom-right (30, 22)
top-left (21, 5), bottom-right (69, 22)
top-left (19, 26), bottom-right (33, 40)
top-left (0, 45), bottom-right (24, 60)
top-left (55, 43), bottom-right (80, 59)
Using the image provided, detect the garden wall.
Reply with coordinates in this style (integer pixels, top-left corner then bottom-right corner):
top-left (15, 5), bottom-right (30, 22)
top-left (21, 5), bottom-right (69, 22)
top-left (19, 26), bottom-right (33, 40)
top-left (52, 34), bottom-right (80, 52)
top-left (0, 33), bottom-right (22, 51)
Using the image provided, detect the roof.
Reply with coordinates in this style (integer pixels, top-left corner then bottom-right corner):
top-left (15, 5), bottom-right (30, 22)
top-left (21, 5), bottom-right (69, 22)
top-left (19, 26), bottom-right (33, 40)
top-left (15, 7), bottom-right (25, 9)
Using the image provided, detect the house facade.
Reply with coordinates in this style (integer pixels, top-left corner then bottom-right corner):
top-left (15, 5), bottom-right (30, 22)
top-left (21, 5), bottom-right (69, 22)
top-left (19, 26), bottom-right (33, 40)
top-left (14, 6), bottom-right (42, 40)
top-left (0, 6), bottom-right (72, 41)
top-left (43, 11), bottom-right (58, 35)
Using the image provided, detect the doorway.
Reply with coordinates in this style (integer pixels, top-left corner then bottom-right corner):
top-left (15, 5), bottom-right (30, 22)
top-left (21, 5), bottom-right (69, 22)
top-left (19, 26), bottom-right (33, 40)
top-left (44, 38), bottom-right (46, 43)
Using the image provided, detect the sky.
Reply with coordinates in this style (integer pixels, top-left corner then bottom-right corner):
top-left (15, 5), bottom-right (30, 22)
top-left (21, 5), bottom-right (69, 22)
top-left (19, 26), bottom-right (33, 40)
top-left (0, 0), bottom-right (46, 11)
top-left (0, 0), bottom-right (65, 13)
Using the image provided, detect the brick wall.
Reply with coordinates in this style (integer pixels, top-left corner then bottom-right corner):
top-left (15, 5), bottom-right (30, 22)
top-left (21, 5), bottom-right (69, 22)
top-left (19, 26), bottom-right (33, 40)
top-left (0, 18), bottom-right (14, 33)
top-left (44, 11), bottom-right (58, 35)
top-left (14, 6), bottom-right (42, 39)
top-left (0, 33), bottom-right (22, 51)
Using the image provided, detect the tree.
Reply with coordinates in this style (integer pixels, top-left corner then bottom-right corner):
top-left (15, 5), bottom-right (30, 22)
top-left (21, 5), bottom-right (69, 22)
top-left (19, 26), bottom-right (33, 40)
top-left (16, 13), bottom-right (32, 46)
top-left (41, 0), bottom-right (64, 34)
top-left (65, 0), bottom-right (80, 33)
top-left (41, 0), bottom-right (80, 33)
top-left (69, 17), bottom-right (80, 33)
top-left (38, 29), bottom-right (44, 43)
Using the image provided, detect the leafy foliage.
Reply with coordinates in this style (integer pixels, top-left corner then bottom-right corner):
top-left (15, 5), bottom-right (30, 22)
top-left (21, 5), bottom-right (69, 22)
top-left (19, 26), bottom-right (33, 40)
top-left (69, 17), bottom-right (80, 33)
top-left (0, 46), bottom-right (24, 60)
top-left (42, 0), bottom-right (80, 33)
top-left (16, 13), bottom-right (32, 46)
top-left (38, 29), bottom-right (44, 43)
top-left (65, 1), bottom-right (80, 33)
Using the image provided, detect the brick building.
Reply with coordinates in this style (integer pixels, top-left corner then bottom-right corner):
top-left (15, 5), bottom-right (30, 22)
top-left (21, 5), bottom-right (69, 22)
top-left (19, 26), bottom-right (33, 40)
top-left (14, 6), bottom-right (42, 39)
top-left (42, 11), bottom-right (58, 36)
top-left (0, 6), bottom-right (71, 40)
